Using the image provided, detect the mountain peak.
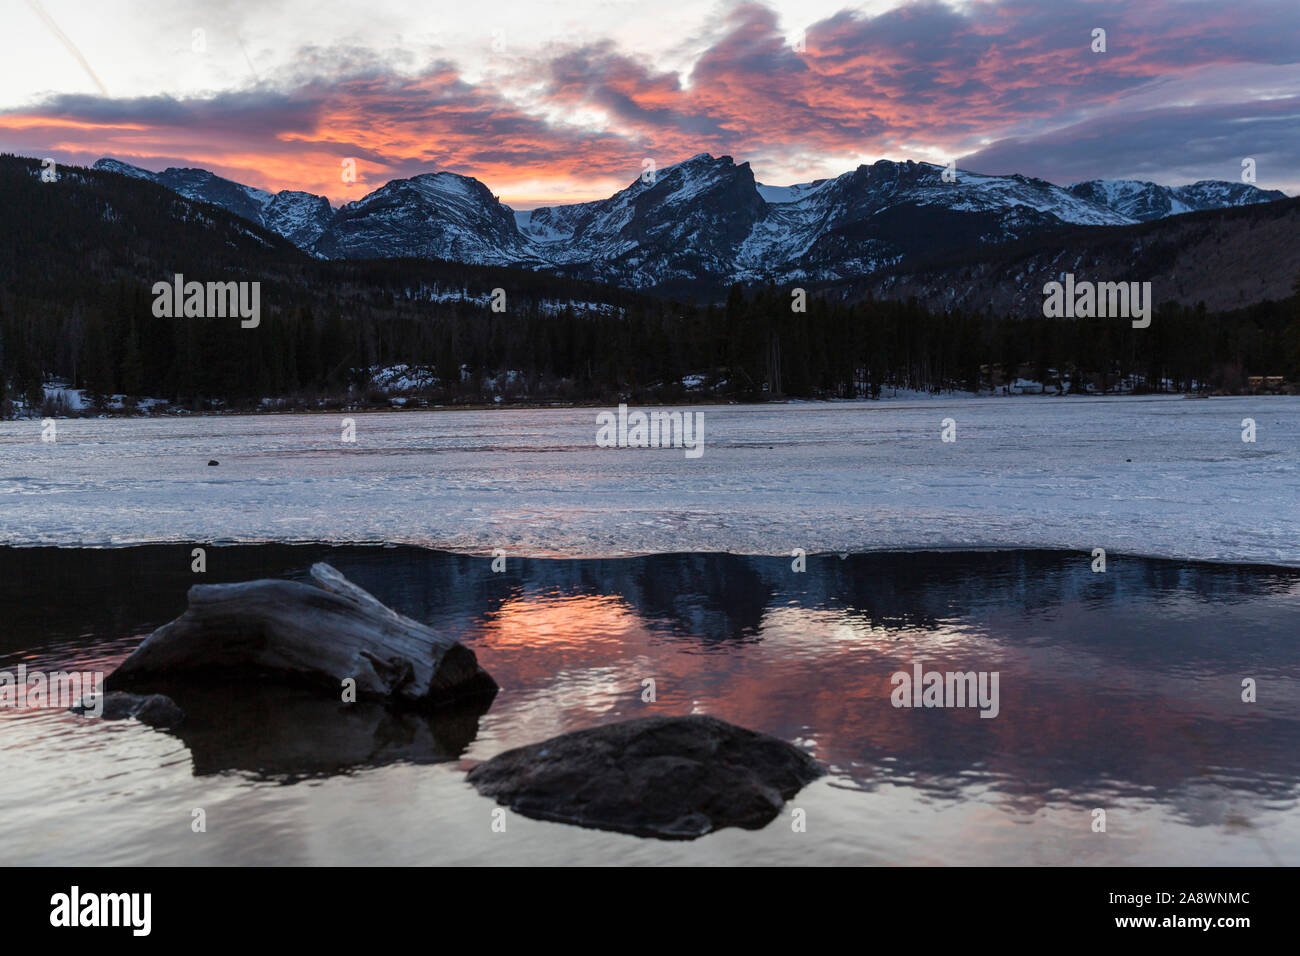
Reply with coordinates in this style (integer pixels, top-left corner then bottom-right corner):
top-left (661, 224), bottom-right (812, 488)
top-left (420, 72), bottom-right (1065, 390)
top-left (94, 155), bottom-right (331, 245)
top-left (1068, 177), bottom-right (1285, 221)
top-left (93, 157), bottom-right (156, 180)
top-left (669, 153), bottom-right (747, 175)
top-left (317, 166), bottom-right (529, 264)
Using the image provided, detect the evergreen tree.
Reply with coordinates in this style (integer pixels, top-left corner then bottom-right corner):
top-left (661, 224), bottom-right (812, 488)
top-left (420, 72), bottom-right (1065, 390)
top-left (81, 313), bottom-right (114, 406)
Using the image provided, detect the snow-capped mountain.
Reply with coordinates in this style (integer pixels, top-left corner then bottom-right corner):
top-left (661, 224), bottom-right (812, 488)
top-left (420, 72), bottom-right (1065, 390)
top-left (738, 160), bottom-right (1139, 282)
top-left (511, 155), bottom-right (1141, 285)
top-left (260, 191), bottom-right (335, 248)
top-left (519, 153), bottom-right (767, 287)
top-left (92, 157), bottom-right (334, 248)
top-left (92, 157), bottom-right (157, 182)
top-left (92, 154), bottom-right (1287, 290)
top-left (314, 171), bottom-right (537, 264)
top-left (1068, 179), bottom-right (1286, 222)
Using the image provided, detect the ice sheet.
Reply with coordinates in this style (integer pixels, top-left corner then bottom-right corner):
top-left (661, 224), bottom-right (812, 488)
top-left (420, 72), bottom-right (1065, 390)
top-left (1, 396), bottom-right (1295, 565)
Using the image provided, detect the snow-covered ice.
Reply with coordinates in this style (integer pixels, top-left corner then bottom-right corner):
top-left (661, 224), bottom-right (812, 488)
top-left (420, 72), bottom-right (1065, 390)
top-left (0, 396), bottom-right (1295, 565)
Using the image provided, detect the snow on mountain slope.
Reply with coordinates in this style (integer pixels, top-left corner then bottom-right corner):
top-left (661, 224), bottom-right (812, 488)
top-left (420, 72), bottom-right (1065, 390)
top-left (150, 167), bottom-right (274, 225)
top-left (526, 154), bottom-right (767, 287)
top-left (756, 180), bottom-right (834, 204)
top-left (92, 157), bottom-right (333, 246)
top-left (522, 154), bottom-right (736, 257)
top-left (262, 190), bottom-right (334, 248)
top-left (513, 209), bottom-right (570, 243)
top-left (93, 154), bottom-right (1290, 289)
top-left (735, 160), bottom-right (1136, 282)
top-left (516, 197), bottom-right (608, 248)
top-left (925, 166), bottom-right (1134, 225)
top-left (91, 158), bottom-right (156, 181)
top-left (754, 161), bottom-right (1132, 229)
top-left (314, 171), bottom-right (538, 264)
top-left (1069, 178), bottom-right (1285, 222)
top-left (1176, 179), bottom-right (1286, 209)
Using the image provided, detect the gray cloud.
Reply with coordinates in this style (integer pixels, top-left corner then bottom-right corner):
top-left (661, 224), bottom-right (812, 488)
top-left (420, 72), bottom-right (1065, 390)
top-left (963, 96), bottom-right (1300, 193)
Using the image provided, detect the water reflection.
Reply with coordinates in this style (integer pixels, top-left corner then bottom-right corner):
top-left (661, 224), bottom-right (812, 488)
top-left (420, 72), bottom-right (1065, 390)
top-left (158, 683), bottom-right (491, 781)
top-left (0, 545), bottom-right (1297, 862)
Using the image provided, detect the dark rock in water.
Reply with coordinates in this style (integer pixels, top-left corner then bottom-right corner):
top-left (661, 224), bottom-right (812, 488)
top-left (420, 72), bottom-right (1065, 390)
top-left (466, 715), bottom-right (824, 839)
top-left (208, 460), bottom-right (219, 466)
top-left (69, 691), bottom-right (184, 728)
top-left (131, 694), bottom-right (186, 727)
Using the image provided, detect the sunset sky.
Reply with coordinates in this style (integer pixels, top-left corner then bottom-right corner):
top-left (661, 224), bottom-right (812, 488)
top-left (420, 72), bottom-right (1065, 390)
top-left (3, 0), bottom-right (1297, 208)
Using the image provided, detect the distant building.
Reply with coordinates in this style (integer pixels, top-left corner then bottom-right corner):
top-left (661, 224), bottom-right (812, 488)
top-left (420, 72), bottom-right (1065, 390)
top-left (1247, 375), bottom-right (1288, 394)
top-left (1007, 378), bottom-right (1044, 394)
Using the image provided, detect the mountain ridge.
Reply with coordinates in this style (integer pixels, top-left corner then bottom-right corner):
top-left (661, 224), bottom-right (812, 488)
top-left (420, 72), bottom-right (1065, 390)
top-left (91, 154), bottom-right (1289, 291)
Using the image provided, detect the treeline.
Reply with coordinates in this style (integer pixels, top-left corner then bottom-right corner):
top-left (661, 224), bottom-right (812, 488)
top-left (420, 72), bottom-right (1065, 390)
top-left (3, 276), bottom-right (1298, 413)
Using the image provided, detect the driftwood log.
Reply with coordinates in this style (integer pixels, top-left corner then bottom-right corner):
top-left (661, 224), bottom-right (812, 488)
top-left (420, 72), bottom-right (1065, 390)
top-left (106, 563), bottom-right (496, 707)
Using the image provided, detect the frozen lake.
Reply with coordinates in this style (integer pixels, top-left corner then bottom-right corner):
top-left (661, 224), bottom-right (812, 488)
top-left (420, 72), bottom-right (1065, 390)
top-left (1, 396), bottom-right (1295, 564)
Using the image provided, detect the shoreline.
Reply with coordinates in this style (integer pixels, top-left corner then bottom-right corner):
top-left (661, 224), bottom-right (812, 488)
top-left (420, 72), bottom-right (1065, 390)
top-left (17, 389), bottom-right (1298, 422)
top-left (3, 541), bottom-right (1298, 572)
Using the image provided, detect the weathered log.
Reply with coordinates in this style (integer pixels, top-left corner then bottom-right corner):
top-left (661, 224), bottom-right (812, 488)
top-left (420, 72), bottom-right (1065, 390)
top-left (105, 562), bottom-right (496, 707)
top-left (466, 715), bottom-right (824, 839)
